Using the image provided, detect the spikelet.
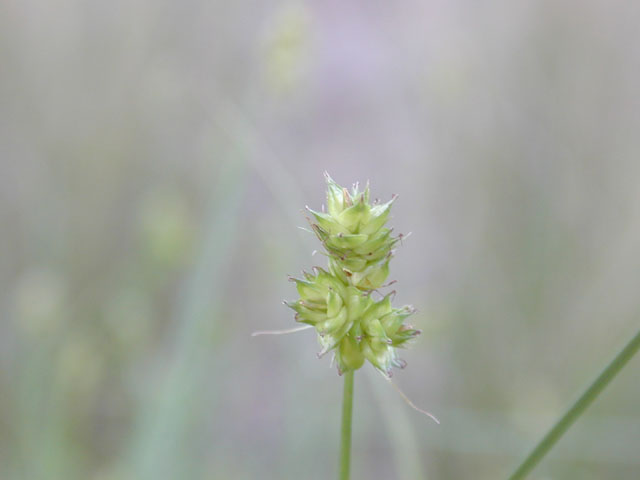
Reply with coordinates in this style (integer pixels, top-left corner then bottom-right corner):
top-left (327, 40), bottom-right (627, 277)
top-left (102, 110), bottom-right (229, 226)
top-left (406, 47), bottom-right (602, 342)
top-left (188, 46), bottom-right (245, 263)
top-left (287, 173), bottom-right (419, 376)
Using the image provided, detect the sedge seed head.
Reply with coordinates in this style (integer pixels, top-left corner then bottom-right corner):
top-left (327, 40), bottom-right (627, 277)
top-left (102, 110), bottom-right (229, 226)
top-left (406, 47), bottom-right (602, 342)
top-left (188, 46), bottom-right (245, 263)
top-left (288, 173), bottom-right (419, 375)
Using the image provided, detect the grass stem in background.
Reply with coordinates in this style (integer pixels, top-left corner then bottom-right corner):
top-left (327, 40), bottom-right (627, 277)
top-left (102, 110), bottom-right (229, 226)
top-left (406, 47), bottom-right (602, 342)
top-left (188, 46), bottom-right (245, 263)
top-left (366, 367), bottom-right (427, 480)
top-left (339, 371), bottom-right (355, 480)
top-left (509, 328), bottom-right (640, 480)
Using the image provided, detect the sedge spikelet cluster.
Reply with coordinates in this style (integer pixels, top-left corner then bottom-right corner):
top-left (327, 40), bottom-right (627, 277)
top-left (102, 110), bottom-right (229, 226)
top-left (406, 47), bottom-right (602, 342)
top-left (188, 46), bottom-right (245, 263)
top-left (286, 173), bottom-right (420, 376)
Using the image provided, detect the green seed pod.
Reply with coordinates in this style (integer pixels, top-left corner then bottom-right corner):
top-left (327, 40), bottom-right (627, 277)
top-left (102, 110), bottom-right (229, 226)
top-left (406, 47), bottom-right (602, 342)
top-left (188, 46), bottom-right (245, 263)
top-left (336, 334), bottom-right (365, 372)
top-left (287, 173), bottom-right (420, 376)
top-left (326, 288), bottom-right (343, 318)
top-left (350, 257), bottom-right (390, 290)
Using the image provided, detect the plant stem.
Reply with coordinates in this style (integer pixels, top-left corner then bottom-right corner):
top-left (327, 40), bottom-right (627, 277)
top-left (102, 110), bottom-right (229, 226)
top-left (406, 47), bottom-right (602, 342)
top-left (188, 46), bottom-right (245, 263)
top-left (509, 328), bottom-right (640, 480)
top-left (339, 370), bottom-right (355, 480)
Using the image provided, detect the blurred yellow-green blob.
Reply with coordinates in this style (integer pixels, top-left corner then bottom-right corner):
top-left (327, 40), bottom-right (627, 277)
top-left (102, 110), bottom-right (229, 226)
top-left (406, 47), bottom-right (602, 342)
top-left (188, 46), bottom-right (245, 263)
top-left (263, 3), bottom-right (311, 94)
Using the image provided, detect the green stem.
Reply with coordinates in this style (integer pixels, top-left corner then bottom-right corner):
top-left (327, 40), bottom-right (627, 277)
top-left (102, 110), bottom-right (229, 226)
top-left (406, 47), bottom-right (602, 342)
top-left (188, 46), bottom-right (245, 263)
top-left (509, 328), bottom-right (640, 480)
top-left (339, 370), bottom-right (355, 480)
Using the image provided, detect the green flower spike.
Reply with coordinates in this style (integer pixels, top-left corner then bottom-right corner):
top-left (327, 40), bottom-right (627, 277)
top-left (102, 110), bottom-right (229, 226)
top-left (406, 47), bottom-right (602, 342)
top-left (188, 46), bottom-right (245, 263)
top-left (253, 173), bottom-right (439, 480)
top-left (287, 173), bottom-right (421, 377)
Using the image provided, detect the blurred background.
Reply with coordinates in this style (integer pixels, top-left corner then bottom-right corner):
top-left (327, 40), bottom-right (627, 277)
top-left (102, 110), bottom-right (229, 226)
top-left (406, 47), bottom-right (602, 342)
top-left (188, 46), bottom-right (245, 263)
top-left (1, 1), bottom-right (639, 479)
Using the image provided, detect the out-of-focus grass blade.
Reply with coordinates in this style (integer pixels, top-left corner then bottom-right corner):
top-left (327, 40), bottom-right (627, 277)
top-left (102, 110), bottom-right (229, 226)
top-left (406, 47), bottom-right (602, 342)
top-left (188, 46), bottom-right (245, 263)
top-left (366, 366), bottom-right (428, 480)
top-left (128, 155), bottom-right (247, 480)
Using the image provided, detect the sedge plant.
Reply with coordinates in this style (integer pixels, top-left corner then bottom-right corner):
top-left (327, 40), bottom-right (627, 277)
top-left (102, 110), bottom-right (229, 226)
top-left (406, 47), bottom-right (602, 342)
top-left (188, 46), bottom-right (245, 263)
top-left (255, 173), bottom-right (437, 480)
